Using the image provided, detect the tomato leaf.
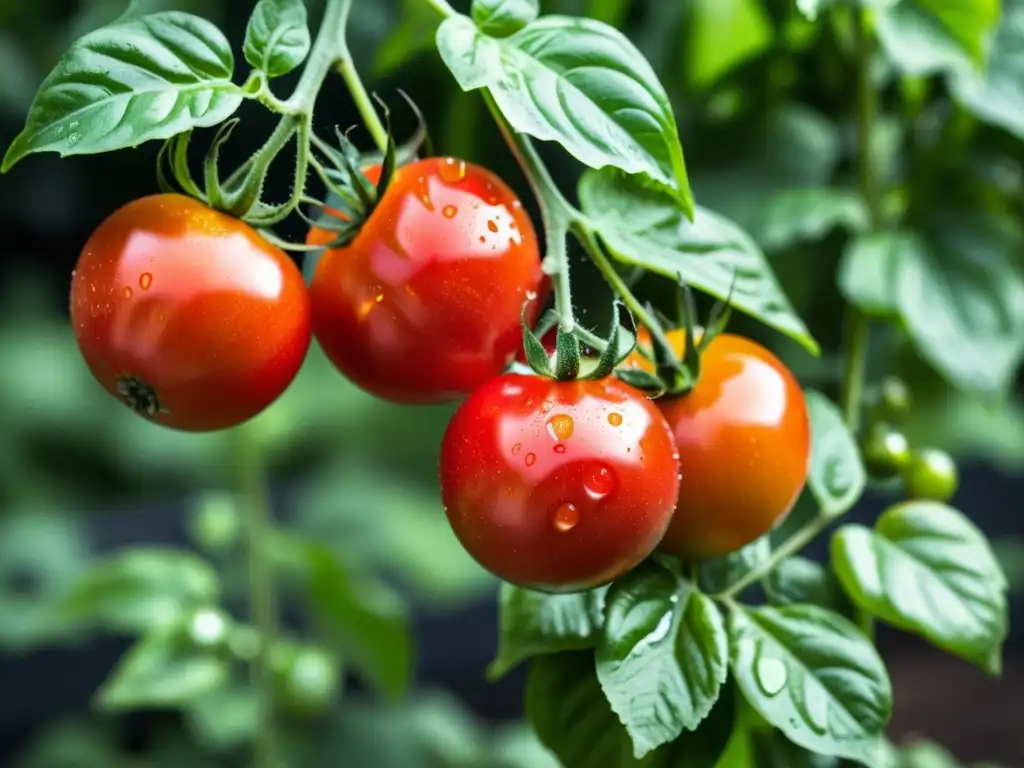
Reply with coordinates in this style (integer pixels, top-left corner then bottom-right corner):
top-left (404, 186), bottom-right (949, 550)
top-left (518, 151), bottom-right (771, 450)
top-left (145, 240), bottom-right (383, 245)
top-left (471, 0), bottom-right (539, 37)
top-left (305, 542), bottom-right (414, 701)
top-left (185, 682), bottom-right (259, 750)
top-left (578, 168), bottom-right (817, 353)
top-left (838, 230), bottom-right (915, 318)
top-left (645, 681), bottom-right (737, 767)
top-left (700, 535), bottom-right (771, 595)
top-left (688, 0), bottom-right (773, 88)
top-left (756, 187), bottom-right (869, 252)
top-left (727, 604), bottom-right (892, 765)
top-left (805, 390), bottom-right (866, 518)
top-left (764, 557), bottom-right (854, 618)
top-left (243, 0), bottom-right (310, 78)
top-left (896, 214), bottom-right (1024, 398)
top-left (436, 14), bottom-right (693, 213)
top-left (57, 548), bottom-right (219, 634)
top-left (952, 2), bottom-right (1024, 140)
top-left (95, 624), bottom-right (230, 711)
top-left (596, 561), bottom-right (728, 758)
top-left (2, 11), bottom-right (243, 170)
top-left (831, 501), bottom-right (1009, 675)
top-left (875, 0), bottom-right (1000, 75)
top-left (488, 583), bottom-right (608, 681)
top-left (527, 651), bottom-right (646, 767)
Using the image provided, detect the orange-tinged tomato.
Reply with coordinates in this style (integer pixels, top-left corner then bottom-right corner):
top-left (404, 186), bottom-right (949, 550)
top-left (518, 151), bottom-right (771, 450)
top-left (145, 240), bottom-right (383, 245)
top-left (70, 194), bottom-right (311, 432)
top-left (307, 157), bottom-right (546, 403)
top-left (650, 331), bottom-right (811, 559)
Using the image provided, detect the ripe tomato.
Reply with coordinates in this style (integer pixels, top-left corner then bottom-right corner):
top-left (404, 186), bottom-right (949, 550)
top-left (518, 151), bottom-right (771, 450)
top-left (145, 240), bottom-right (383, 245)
top-left (70, 194), bottom-right (311, 432)
top-left (308, 157), bottom-right (545, 403)
top-left (439, 374), bottom-right (680, 592)
top-left (647, 330), bottom-right (811, 560)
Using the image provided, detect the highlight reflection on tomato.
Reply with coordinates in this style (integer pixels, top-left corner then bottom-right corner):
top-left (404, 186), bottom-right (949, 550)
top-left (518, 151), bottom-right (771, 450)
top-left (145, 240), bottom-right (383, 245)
top-left (649, 331), bottom-right (811, 559)
top-left (70, 194), bottom-right (311, 432)
top-left (308, 157), bottom-right (546, 404)
top-left (439, 374), bottom-right (680, 592)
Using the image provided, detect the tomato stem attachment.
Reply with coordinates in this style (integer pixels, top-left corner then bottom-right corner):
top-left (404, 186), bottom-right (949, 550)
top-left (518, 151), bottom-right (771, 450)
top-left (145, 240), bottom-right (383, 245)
top-left (231, 424), bottom-right (280, 768)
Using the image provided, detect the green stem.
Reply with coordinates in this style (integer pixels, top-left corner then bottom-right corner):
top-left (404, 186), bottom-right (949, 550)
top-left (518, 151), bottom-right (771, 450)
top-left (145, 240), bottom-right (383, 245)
top-left (232, 426), bottom-right (279, 768)
top-left (421, 0), bottom-right (458, 18)
top-left (335, 50), bottom-right (388, 153)
top-left (286, 0), bottom-right (350, 111)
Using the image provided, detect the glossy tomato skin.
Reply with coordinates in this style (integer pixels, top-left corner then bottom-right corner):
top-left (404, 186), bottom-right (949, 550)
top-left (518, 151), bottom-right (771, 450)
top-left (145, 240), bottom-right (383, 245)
top-left (653, 332), bottom-right (811, 559)
top-left (440, 374), bottom-right (680, 592)
top-left (70, 194), bottom-right (311, 432)
top-left (308, 157), bottom-right (546, 404)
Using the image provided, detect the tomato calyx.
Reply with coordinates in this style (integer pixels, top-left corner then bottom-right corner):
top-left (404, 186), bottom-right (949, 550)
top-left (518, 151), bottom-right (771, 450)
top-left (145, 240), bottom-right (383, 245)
top-left (616, 279), bottom-right (735, 397)
top-left (115, 375), bottom-right (167, 417)
top-left (520, 301), bottom-right (639, 382)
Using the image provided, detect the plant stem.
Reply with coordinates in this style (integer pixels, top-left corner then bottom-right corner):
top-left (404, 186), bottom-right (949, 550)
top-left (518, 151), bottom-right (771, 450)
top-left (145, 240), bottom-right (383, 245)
top-left (421, 0), bottom-right (458, 18)
top-left (287, 0), bottom-right (350, 111)
top-left (232, 426), bottom-right (279, 768)
top-left (335, 54), bottom-right (389, 153)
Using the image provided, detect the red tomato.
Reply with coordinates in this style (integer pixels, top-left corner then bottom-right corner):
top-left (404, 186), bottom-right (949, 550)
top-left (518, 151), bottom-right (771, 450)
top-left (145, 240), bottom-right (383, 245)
top-left (651, 331), bottom-right (811, 559)
top-left (70, 194), bottom-right (311, 432)
top-left (439, 374), bottom-right (681, 592)
top-left (308, 157), bottom-right (546, 403)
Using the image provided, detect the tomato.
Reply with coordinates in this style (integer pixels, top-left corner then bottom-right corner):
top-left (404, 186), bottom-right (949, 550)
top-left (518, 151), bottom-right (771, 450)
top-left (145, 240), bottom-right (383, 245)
top-left (439, 374), bottom-right (680, 592)
top-left (650, 331), bottom-right (811, 559)
top-left (903, 447), bottom-right (958, 502)
top-left (185, 607), bottom-right (233, 654)
top-left (308, 157), bottom-right (546, 403)
top-left (271, 642), bottom-right (339, 716)
top-left (861, 421), bottom-right (911, 480)
top-left (70, 194), bottom-right (311, 432)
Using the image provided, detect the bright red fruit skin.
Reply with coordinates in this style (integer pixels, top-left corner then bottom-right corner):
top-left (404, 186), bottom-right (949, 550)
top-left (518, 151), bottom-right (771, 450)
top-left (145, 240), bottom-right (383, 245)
top-left (655, 333), bottom-right (811, 559)
top-left (70, 194), bottom-right (312, 432)
top-left (308, 157), bottom-right (546, 404)
top-left (439, 374), bottom-right (681, 592)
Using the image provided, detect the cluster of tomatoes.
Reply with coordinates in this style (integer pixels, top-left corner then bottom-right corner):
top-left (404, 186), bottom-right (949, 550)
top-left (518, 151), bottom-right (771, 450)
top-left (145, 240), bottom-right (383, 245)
top-left (69, 157), bottom-right (812, 593)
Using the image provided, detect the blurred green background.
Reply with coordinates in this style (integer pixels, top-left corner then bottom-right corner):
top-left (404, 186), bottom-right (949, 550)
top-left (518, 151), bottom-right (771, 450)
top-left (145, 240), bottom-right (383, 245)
top-left (0, 0), bottom-right (1023, 766)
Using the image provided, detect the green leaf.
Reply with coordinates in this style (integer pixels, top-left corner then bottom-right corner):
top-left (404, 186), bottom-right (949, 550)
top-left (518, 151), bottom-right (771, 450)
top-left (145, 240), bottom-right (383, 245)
top-left (805, 390), bottom-right (866, 517)
top-left (578, 168), bottom-right (817, 353)
top-left (489, 583), bottom-right (607, 680)
top-left (757, 188), bottom-right (869, 252)
top-left (471, 0), bottom-right (539, 37)
top-left (185, 682), bottom-right (258, 750)
top-left (700, 536), bottom-right (771, 595)
top-left (527, 652), bottom-right (645, 767)
top-left (58, 548), bottom-right (219, 634)
top-left (728, 604), bottom-right (892, 765)
top-left (436, 14), bottom-right (693, 212)
top-left (2, 11), bottom-right (242, 170)
top-left (243, 0), bottom-right (310, 78)
top-left (764, 557), bottom-right (854, 617)
top-left (647, 681), bottom-right (737, 767)
top-left (875, 0), bottom-right (1000, 75)
top-left (838, 230), bottom-right (915, 317)
top-left (896, 214), bottom-right (1024, 397)
top-left (305, 543), bottom-right (414, 701)
top-left (952, 2), bottom-right (1024, 140)
top-left (596, 561), bottom-right (728, 758)
top-left (688, 0), bottom-right (773, 88)
top-left (96, 624), bottom-right (230, 711)
top-left (831, 501), bottom-right (1009, 675)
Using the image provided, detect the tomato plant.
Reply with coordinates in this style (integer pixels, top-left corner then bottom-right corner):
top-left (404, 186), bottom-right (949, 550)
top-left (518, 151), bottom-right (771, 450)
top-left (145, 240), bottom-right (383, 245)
top-left (440, 373), bottom-right (680, 592)
top-left (70, 194), bottom-right (312, 432)
top-left (3, 0), bottom-right (1016, 765)
top-left (308, 156), bottom-right (545, 403)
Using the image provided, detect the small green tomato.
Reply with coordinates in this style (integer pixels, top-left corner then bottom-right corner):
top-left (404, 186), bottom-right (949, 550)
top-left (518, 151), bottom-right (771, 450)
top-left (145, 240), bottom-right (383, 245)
top-left (271, 642), bottom-right (340, 717)
top-left (861, 421), bottom-right (912, 480)
top-left (903, 447), bottom-right (958, 502)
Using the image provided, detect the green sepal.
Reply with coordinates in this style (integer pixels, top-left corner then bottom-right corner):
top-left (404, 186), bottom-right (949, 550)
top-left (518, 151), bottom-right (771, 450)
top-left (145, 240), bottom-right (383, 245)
top-left (397, 88), bottom-right (434, 159)
top-left (371, 95), bottom-right (399, 208)
top-left (615, 367), bottom-right (666, 396)
top-left (203, 118), bottom-right (240, 212)
top-left (579, 302), bottom-right (638, 381)
top-left (554, 322), bottom-right (582, 380)
top-left (521, 301), bottom-right (554, 377)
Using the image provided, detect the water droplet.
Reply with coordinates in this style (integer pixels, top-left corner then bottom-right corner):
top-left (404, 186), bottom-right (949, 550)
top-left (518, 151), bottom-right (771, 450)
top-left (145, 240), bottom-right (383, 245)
top-left (648, 612), bottom-right (673, 643)
top-left (509, 221), bottom-right (517, 230)
top-left (525, 453), bottom-right (536, 467)
top-left (123, 286), bottom-right (133, 299)
top-left (479, 235), bottom-right (486, 243)
top-left (487, 219), bottom-right (499, 233)
top-left (502, 382), bottom-right (523, 397)
top-left (503, 486), bottom-right (515, 499)
top-left (439, 157), bottom-right (466, 183)
top-left (583, 465), bottom-right (617, 500)
top-left (442, 204), bottom-right (458, 219)
top-left (553, 502), bottom-right (578, 532)
top-left (553, 444), bottom-right (566, 454)
top-left (375, 293), bottom-right (384, 303)
top-left (513, 200), bottom-right (522, 209)
top-left (546, 414), bottom-right (574, 441)
top-left (525, 290), bottom-right (538, 301)
top-left (139, 273), bottom-right (153, 290)
top-left (608, 412), bottom-right (623, 426)
top-left (511, 443), bottom-right (522, 456)
top-left (757, 657), bottom-right (788, 696)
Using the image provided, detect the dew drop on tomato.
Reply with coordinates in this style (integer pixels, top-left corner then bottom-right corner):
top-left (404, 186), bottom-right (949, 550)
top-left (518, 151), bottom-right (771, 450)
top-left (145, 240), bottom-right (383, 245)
top-left (139, 272), bottom-right (152, 290)
top-left (553, 503), bottom-right (579, 532)
top-left (553, 444), bottom-right (566, 454)
top-left (123, 287), bottom-right (133, 299)
top-left (608, 412), bottom-right (623, 426)
top-left (584, 465), bottom-right (616, 500)
top-left (511, 442), bottom-right (522, 456)
top-left (547, 414), bottom-right (574, 440)
top-left (442, 205), bottom-right (458, 219)
top-left (525, 452), bottom-right (536, 467)
top-left (438, 157), bottom-right (467, 183)
top-left (487, 220), bottom-right (499, 233)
